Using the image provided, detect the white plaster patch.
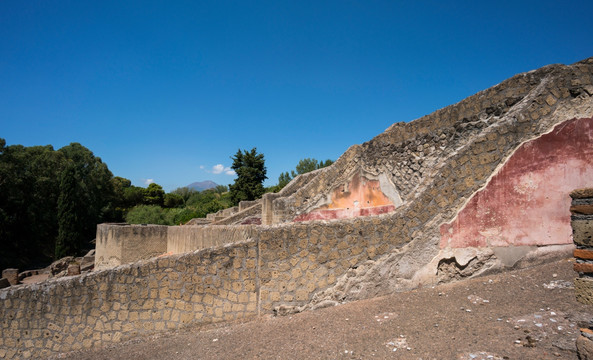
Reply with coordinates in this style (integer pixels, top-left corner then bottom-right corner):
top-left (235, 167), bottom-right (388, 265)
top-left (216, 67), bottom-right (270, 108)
top-left (379, 172), bottom-right (403, 207)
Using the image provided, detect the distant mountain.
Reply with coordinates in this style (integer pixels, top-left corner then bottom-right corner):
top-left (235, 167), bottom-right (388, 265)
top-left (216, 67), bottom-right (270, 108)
top-left (186, 180), bottom-right (218, 192)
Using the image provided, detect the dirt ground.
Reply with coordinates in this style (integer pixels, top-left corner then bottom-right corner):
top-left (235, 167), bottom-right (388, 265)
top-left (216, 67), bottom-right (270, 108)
top-left (51, 258), bottom-right (593, 360)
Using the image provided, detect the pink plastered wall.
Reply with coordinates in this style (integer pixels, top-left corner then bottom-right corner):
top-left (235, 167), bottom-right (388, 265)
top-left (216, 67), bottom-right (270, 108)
top-left (440, 117), bottom-right (593, 249)
top-left (294, 172), bottom-right (396, 222)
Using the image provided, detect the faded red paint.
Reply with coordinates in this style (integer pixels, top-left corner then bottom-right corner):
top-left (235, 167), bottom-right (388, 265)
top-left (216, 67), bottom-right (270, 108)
top-left (324, 172), bottom-right (394, 209)
top-left (294, 205), bottom-right (396, 222)
top-left (240, 217), bottom-right (261, 225)
top-left (440, 117), bottom-right (593, 249)
top-left (294, 172), bottom-right (396, 222)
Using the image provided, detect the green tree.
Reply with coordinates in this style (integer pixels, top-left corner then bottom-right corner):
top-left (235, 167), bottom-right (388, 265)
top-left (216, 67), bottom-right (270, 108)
top-left (55, 163), bottom-right (82, 259)
top-left (214, 184), bottom-right (228, 194)
top-left (0, 140), bottom-right (114, 268)
top-left (228, 148), bottom-right (267, 205)
top-left (290, 158), bottom-right (334, 178)
top-left (171, 186), bottom-right (199, 202)
top-left (163, 193), bottom-right (184, 208)
top-left (277, 171), bottom-right (292, 189)
top-left (0, 141), bottom-right (63, 268)
top-left (125, 205), bottom-right (166, 225)
top-left (143, 183), bottom-right (165, 206)
top-left (124, 186), bottom-right (145, 208)
top-left (58, 143), bottom-right (114, 251)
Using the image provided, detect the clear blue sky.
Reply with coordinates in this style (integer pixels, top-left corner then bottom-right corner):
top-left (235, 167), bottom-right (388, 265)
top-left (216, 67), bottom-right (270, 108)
top-left (2, 1), bottom-right (592, 191)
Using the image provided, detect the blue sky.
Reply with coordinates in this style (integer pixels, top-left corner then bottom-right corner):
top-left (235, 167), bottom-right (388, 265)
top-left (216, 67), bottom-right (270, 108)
top-left (1, 1), bottom-right (592, 191)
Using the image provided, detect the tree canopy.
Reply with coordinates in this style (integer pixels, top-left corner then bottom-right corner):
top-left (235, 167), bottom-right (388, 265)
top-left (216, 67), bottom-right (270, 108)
top-left (0, 140), bottom-right (114, 270)
top-left (228, 148), bottom-right (267, 205)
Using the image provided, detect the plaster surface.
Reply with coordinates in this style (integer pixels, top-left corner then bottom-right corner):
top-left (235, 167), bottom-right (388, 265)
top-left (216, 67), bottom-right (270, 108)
top-left (294, 172), bottom-right (398, 221)
top-left (440, 117), bottom-right (593, 248)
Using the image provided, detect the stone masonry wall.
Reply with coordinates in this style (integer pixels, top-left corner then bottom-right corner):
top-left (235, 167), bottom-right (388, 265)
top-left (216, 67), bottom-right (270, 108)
top-left (572, 188), bottom-right (593, 304)
top-left (167, 225), bottom-right (256, 254)
top-left (95, 224), bottom-right (168, 270)
top-left (0, 241), bottom-right (258, 359)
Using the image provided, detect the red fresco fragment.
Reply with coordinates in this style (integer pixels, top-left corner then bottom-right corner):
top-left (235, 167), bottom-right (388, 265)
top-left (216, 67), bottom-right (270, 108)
top-left (294, 205), bottom-right (396, 222)
top-left (440, 117), bottom-right (593, 248)
top-left (294, 172), bottom-right (396, 222)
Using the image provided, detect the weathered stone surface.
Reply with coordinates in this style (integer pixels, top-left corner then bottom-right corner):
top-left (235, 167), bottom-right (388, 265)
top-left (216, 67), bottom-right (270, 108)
top-left (572, 204), bottom-right (593, 215)
top-left (574, 263), bottom-right (593, 274)
top-left (573, 216), bottom-right (593, 246)
top-left (50, 256), bottom-right (75, 276)
top-left (577, 335), bottom-right (593, 360)
top-left (1, 268), bottom-right (18, 286)
top-left (575, 277), bottom-right (593, 305)
top-left (67, 264), bottom-right (81, 276)
top-left (571, 188), bottom-right (593, 199)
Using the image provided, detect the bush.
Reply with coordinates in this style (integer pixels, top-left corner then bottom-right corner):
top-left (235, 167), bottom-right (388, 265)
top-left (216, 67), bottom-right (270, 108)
top-left (125, 205), bottom-right (167, 225)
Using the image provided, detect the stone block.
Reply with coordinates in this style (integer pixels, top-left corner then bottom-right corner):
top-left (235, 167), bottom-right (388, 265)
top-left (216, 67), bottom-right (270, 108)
top-left (571, 188), bottom-right (593, 199)
top-left (577, 334), bottom-right (593, 360)
top-left (2, 269), bottom-right (18, 286)
top-left (573, 216), bottom-right (593, 246)
top-left (67, 264), bottom-right (81, 276)
top-left (572, 204), bottom-right (593, 215)
top-left (575, 277), bottom-right (593, 305)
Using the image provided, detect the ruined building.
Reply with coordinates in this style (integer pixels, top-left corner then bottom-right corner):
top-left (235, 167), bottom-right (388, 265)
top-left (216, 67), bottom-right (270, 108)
top-left (1, 58), bottom-right (592, 359)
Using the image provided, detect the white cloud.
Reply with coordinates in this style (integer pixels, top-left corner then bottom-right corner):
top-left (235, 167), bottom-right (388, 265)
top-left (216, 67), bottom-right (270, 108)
top-left (212, 164), bottom-right (225, 174)
top-left (144, 178), bottom-right (154, 185)
top-left (203, 164), bottom-right (235, 176)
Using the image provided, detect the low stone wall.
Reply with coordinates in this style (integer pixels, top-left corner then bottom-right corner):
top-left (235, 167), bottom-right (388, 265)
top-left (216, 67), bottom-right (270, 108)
top-left (96, 224), bottom-right (256, 269)
top-left (239, 200), bottom-right (259, 212)
top-left (212, 203), bottom-right (262, 225)
top-left (0, 241), bottom-right (258, 359)
top-left (167, 225), bottom-right (256, 254)
top-left (95, 224), bottom-right (168, 270)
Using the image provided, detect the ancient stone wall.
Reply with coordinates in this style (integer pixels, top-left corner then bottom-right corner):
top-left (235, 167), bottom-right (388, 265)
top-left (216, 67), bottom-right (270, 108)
top-left (95, 224), bottom-right (168, 270)
top-left (211, 202), bottom-right (262, 225)
top-left (0, 241), bottom-right (258, 359)
top-left (96, 224), bottom-right (256, 269)
top-left (167, 225), bottom-right (256, 254)
top-left (572, 188), bottom-right (593, 304)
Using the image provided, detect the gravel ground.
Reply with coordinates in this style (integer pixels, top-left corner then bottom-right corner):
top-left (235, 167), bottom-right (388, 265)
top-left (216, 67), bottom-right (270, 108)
top-left (52, 258), bottom-right (592, 360)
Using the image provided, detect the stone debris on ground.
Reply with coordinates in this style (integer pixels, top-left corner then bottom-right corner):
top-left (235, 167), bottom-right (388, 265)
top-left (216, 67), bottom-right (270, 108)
top-left (457, 352), bottom-right (505, 360)
top-left (544, 280), bottom-right (574, 289)
top-left (385, 335), bottom-right (410, 352)
top-left (374, 312), bottom-right (396, 323)
top-left (467, 294), bottom-right (490, 304)
top-left (509, 309), bottom-right (590, 353)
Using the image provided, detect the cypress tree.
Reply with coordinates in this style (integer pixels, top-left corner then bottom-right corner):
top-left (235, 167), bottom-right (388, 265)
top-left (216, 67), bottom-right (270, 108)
top-left (55, 163), bottom-right (80, 259)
